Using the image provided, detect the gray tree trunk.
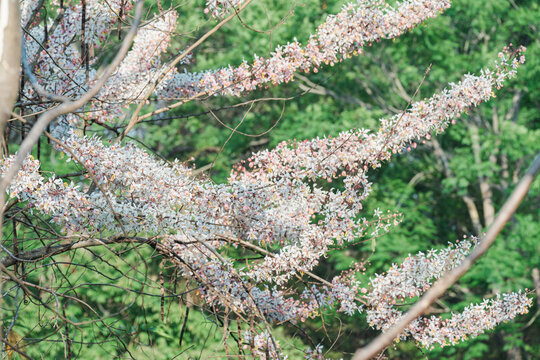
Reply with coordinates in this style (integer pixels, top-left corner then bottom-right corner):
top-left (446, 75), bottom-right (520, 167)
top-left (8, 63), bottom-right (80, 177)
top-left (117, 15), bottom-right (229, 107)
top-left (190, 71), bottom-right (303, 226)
top-left (0, 0), bottom-right (21, 155)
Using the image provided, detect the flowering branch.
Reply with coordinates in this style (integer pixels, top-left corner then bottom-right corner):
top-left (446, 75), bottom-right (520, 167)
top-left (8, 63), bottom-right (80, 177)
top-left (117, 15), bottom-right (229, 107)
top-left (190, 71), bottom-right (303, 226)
top-left (0, 0), bottom-right (145, 209)
top-left (3, 47), bottom-right (532, 353)
top-left (128, 0), bottom-right (452, 126)
top-left (354, 151), bottom-right (540, 360)
top-left (121, 0), bottom-right (255, 138)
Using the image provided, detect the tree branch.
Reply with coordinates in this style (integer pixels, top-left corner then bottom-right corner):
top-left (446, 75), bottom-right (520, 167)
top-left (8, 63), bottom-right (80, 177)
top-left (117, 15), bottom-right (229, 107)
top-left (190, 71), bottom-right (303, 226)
top-left (120, 0), bottom-right (254, 139)
top-left (1, 236), bottom-right (157, 268)
top-left (0, 0), bottom-right (144, 244)
top-left (353, 151), bottom-right (540, 360)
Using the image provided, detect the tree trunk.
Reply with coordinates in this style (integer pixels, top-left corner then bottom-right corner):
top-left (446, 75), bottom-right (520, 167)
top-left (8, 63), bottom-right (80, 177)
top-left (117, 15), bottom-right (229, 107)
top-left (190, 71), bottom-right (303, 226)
top-left (0, 0), bottom-right (21, 156)
top-left (470, 123), bottom-right (495, 226)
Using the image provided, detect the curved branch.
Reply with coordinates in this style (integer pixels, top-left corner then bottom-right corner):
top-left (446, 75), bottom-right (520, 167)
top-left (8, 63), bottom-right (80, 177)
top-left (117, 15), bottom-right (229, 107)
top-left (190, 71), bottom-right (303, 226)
top-left (1, 236), bottom-right (158, 268)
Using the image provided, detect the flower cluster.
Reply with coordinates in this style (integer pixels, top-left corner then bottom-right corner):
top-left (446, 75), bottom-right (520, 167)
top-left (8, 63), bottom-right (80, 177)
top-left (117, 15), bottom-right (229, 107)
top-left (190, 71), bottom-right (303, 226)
top-left (24, 0), bottom-right (130, 77)
top-left (304, 344), bottom-right (325, 360)
top-left (365, 239), bottom-right (532, 348)
top-left (367, 239), bottom-right (477, 307)
top-left (240, 46), bottom-right (526, 185)
top-left (24, 5), bottom-right (90, 98)
top-left (204, 0), bottom-right (246, 19)
top-left (159, 0), bottom-right (451, 98)
top-left (21, 0), bottom-right (177, 124)
top-left (410, 291), bottom-right (532, 348)
top-left (20, 0), bottom-right (40, 25)
top-left (22, 0), bottom-right (134, 125)
top-left (242, 331), bottom-right (284, 360)
top-left (1, 155), bottom-right (92, 232)
top-left (93, 10), bottom-right (178, 122)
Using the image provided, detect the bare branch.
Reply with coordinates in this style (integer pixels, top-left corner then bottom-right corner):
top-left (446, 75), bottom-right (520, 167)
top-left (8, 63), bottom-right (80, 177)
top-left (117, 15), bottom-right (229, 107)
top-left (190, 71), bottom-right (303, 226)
top-left (1, 236), bottom-right (158, 268)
